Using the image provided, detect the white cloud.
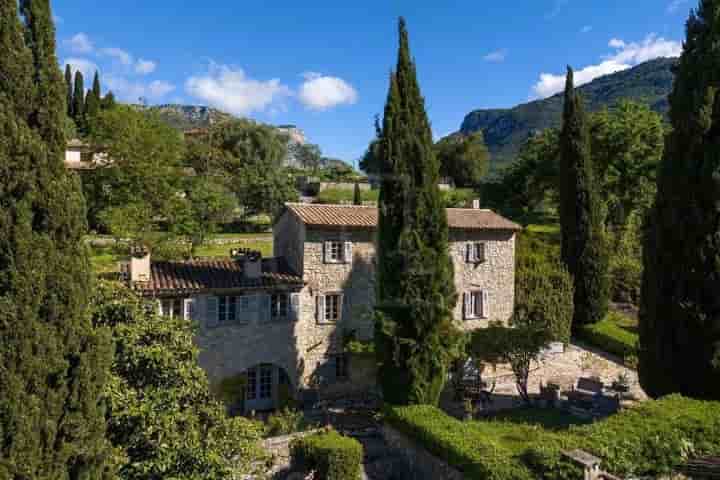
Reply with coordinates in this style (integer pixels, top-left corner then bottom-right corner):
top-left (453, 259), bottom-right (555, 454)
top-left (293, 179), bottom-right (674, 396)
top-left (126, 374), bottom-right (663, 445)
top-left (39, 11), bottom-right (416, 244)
top-left (666, 0), bottom-right (688, 14)
top-left (581, 25), bottom-right (593, 33)
top-left (100, 47), bottom-right (133, 66)
top-left (185, 63), bottom-right (291, 116)
top-left (105, 75), bottom-right (176, 102)
top-left (135, 59), bottom-right (157, 75)
top-left (483, 49), bottom-right (508, 62)
top-left (64, 58), bottom-right (100, 80)
top-left (298, 72), bottom-right (358, 110)
top-left (65, 33), bottom-right (93, 54)
top-left (531, 34), bottom-right (681, 98)
top-left (148, 80), bottom-right (175, 97)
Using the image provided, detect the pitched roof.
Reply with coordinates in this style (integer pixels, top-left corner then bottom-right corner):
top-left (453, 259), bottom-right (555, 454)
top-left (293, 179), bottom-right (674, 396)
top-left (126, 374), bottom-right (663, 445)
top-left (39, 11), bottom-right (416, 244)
top-left (126, 257), bottom-right (303, 296)
top-left (283, 203), bottom-right (521, 231)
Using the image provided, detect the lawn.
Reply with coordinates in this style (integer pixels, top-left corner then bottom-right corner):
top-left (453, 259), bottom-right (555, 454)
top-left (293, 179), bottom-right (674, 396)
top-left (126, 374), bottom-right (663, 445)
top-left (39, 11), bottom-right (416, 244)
top-left (315, 187), bottom-right (379, 204)
top-left (576, 311), bottom-right (639, 361)
top-left (89, 239), bottom-right (274, 274)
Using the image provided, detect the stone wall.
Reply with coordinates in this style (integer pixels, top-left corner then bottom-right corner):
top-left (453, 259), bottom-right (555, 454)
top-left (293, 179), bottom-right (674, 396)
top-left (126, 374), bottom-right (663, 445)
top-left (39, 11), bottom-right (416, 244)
top-left (382, 424), bottom-right (464, 480)
top-left (273, 211), bottom-right (306, 277)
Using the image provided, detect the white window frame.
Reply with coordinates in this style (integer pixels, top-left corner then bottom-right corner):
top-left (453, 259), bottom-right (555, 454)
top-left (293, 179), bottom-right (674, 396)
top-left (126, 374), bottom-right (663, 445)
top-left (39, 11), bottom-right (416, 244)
top-left (464, 290), bottom-right (489, 320)
top-left (160, 298), bottom-right (184, 319)
top-left (317, 292), bottom-right (343, 323)
top-left (218, 296), bottom-right (238, 323)
top-left (270, 293), bottom-right (289, 321)
top-left (466, 242), bottom-right (487, 263)
top-left (324, 240), bottom-right (353, 264)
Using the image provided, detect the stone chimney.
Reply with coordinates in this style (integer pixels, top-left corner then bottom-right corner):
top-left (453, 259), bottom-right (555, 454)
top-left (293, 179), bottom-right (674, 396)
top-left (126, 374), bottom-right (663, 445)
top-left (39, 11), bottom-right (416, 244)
top-left (129, 244), bottom-right (151, 283)
top-left (231, 248), bottom-right (263, 280)
top-left (472, 198), bottom-right (481, 209)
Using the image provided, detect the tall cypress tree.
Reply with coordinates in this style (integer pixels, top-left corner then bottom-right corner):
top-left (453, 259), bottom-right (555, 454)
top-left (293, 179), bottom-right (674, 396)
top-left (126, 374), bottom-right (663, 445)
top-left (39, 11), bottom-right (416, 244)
top-left (374, 18), bottom-right (463, 406)
top-left (101, 91), bottom-right (116, 110)
top-left (0, 1), bottom-right (112, 478)
top-left (64, 63), bottom-right (73, 118)
top-left (558, 67), bottom-right (609, 330)
top-left (84, 70), bottom-right (101, 126)
top-left (353, 182), bottom-right (362, 205)
top-left (72, 70), bottom-right (84, 126)
top-left (640, 0), bottom-right (720, 399)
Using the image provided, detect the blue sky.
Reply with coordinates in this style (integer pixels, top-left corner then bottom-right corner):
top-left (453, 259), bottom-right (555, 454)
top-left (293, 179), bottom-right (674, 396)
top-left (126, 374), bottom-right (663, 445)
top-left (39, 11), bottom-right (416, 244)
top-left (54, 0), bottom-right (689, 165)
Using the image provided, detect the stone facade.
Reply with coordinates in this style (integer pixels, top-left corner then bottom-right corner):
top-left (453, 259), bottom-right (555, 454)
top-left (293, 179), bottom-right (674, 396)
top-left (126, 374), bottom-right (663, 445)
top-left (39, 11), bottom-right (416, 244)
top-left (138, 204), bottom-right (517, 411)
top-left (273, 209), bottom-right (516, 394)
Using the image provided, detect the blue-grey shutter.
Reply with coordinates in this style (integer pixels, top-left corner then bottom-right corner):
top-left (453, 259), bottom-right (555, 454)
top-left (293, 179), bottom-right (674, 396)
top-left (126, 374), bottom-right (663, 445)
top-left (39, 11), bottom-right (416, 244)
top-left (260, 295), bottom-right (271, 323)
top-left (290, 293), bottom-right (300, 322)
top-left (323, 241), bottom-right (333, 263)
top-left (206, 296), bottom-right (219, 328)
top-left (463, 292), bottom-right (472, 320)
top-left (466, 243), bottom-right (474, 263)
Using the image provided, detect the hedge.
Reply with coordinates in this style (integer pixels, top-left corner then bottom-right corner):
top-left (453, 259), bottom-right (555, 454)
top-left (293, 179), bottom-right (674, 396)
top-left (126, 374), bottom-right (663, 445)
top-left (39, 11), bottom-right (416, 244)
top-left (290, 429), bottom-right (364, 480)
top-left (386, 395), bottom-right (720, 480)
top-left (575, 311), bottom-right (638, 360)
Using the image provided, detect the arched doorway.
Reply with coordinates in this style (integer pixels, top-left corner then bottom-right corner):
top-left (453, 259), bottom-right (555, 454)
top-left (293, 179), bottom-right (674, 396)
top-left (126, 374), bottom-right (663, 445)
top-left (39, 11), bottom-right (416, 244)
top-left (243, 363), bottom-right (292, 412)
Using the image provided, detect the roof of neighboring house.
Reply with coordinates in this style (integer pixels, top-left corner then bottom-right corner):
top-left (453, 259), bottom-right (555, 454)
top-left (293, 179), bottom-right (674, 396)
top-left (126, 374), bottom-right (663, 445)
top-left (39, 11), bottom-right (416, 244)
top-left (283, 203), bottom-right (522, 231)
top-left (126, 257), bottom-right (303, 296)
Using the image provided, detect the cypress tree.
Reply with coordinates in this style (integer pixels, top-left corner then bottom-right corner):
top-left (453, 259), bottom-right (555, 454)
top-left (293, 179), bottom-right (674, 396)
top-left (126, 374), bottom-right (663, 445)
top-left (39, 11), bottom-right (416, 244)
top-left (639, 0), bottom-right (720, 399)
top-left (558, 67), bottom-right (609, 330)
top-left (374, 18), bottom-right (463, 406)
top-left (353, 182), bottom-right (362, 205)
top-left (64, 63), bottom-right (73, 118)
top-left (84, 70), bottom-right (101, 124)
top-left (72, 70), bottom-right (84, 125)
top-left (0, 1), bottom-right (112, 478)
top-left (101, 91), bottom-right (116, 110)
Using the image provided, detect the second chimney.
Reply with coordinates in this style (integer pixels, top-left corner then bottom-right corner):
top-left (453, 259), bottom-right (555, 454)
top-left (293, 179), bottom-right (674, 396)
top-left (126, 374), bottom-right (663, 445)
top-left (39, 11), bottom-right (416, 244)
top-left (129, 244), bottom-right (151, 283)
top-left (232, 248), bottom-right (263, 280)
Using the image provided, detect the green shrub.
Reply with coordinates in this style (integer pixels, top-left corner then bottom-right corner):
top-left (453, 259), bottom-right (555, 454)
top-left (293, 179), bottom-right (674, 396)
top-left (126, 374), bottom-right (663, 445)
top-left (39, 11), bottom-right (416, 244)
top-left (291, 429), bottom-right (364, 480)
top-left (576, 311), bottom-right (638, 359)
top-left (609, 255), bottom-right (642, 304)
top-left (265, 408), bottom-right (310, 437)
top-left (385, 405), bottom-right (535, 480)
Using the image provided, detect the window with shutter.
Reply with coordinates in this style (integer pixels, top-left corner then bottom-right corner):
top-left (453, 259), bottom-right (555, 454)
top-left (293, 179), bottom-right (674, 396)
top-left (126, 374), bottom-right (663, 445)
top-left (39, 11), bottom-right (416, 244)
top-left (466, 242), bottom-right (486, 263)
top-left (206, 296), bottom-right (219, 328)
top-left (324, 240), bottom-right (345, 263)
top-left (183, 298), bottom-right (195, 321)
top-left (464, 291), bottom-right (486, 320)
top-left (260, 295), bottom-right (272, 323)
top-left (316, 295), bottom-right (326, 323)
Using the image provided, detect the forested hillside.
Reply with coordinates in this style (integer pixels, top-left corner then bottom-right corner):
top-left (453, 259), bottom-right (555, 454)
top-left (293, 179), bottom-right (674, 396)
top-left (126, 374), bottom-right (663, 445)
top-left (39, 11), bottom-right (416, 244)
top-left (460, 57), bottom-right (677, 168)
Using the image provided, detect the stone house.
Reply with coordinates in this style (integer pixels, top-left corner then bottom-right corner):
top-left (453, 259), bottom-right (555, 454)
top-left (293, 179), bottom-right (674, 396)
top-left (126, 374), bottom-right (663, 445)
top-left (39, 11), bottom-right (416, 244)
top-left (126, 203), bottom-right (520, 412)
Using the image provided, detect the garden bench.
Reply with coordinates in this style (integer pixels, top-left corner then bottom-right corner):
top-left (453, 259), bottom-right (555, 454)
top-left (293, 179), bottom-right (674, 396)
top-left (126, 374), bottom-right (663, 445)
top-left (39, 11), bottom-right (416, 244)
top-left (566, 377), bottom-right (604, 409)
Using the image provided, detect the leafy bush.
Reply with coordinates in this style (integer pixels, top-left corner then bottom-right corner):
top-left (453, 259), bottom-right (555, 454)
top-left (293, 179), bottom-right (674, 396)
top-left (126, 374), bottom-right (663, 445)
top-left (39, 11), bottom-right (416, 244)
top-left (576, 311), bottom-right (638, 359)
top-left (291, 429), bottom-right (364, 480)
top-left (609, 253), bottom-right (642, 304)
top-left (387, 396), bottom-right (720, 480)
top-left (265, 408), bottom-right (312, 437)
top-left (91, 281), bottom-right (266, 479)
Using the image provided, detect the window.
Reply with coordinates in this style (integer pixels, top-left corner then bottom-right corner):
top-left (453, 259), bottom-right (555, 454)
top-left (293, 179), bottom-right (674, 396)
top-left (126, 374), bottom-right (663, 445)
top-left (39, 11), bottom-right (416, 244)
top-left (161, 298), bottom-right (183, 318)
top-left (218, 296), bottom-right (237, 323)
top-left (334, 354), bottom-right (349, 380)
top-left (329, 241), bottom-right (343, 262)
top-left (466, 242), bottom-right (486, 263)
top-left (464, 291), bottom-right (487, 320)
top-left (324, 240), bottom-right (352, 263)
top-left (246, 369), bottom-right (257, 400)
top-left (271, 293), bottom-right (289, 321)
top-left (325, 294), bottom-right (342, 323)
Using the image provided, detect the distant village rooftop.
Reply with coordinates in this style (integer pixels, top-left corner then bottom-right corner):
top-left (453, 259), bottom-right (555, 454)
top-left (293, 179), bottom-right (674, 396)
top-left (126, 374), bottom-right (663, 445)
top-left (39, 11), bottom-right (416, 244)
top-left (283, 203), bottom-right (522, 231)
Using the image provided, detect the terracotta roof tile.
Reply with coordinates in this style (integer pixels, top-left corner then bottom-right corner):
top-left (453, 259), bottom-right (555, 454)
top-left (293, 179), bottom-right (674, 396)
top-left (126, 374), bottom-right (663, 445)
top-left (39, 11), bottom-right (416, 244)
top-left (284, 203), bottom-right (521, 231)
top-left (128, 257), bottom-right (303, 296)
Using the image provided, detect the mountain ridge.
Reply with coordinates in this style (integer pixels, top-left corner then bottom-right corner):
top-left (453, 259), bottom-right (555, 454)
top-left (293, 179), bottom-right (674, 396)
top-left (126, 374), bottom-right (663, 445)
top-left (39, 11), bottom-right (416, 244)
top-left (459, 57), bottom-right (677, 168)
